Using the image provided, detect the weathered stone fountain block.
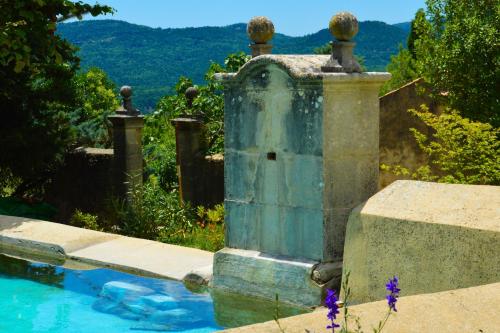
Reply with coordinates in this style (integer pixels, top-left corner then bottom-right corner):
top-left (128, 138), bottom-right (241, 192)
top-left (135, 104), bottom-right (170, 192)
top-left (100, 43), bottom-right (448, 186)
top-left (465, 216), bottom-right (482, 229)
top-left (213, 55), bottom-right (390, 306)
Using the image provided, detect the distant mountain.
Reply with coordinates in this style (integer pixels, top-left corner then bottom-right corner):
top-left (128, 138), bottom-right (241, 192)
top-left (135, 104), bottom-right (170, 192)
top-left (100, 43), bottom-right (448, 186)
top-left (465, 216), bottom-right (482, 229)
top-left (58, 20), bottom-right (409, 110)
top-left (393, 22), bottom-right (412, 33)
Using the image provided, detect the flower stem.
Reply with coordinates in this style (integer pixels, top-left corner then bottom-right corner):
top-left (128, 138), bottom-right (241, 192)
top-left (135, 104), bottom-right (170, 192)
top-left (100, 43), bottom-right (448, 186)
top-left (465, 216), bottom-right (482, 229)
top-left (374, 310), bottom-right (392, 333)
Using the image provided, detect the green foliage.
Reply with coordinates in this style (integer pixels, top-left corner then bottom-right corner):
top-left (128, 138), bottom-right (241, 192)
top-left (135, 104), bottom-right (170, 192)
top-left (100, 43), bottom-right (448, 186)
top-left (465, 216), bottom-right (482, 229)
top-left (0, 0), bottom-right (112, 74)
top-left (57, 20), bottom-right (409, 110)
top-left (166, 204), bottom-right (225, 252)
top-left (384, 1), bottom-right (500, 126)
top-left (144, 52), bottom-right (249, 190)
top-left (381, 9), bottom-right (425, 94)
top-left (419, 0), bottom-right (500, 126)
top-left (382, 105), bottom-right (500, 185)
top-left (94, 176), bottom-right (225, 252)
top-left (69, 209), bottom-right (101, 231)
top-left (0, 169), bottom-right (21, 197)
top-left (166, 222), bottom-right (225, 252)
top-left (0, 197), bottom-right (56, 221)
top-left (109, 177), bottom-right (196, 241)
top-left (196, 204), bottom-right (224, 227)
top-left (70, 67), bottom-right (120, 148)
top-left (407, 9), bottom-right (427, 59)
top-left (0, 0), bottom-right (113, 195)
top-left (380, 45), bottom-right (418, 95)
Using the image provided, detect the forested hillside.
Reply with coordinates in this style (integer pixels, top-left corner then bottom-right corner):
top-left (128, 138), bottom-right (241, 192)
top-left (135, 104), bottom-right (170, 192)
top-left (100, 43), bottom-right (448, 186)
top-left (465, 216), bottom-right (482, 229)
top-left (58, 20), bottom-right (408, 110)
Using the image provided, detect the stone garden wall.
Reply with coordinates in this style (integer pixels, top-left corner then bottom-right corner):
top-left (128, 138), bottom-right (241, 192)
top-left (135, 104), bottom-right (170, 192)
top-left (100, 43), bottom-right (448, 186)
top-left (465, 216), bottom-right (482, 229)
top-left (46, 148), bottom-right (114, 222)
top-left (379, 78), bottom-right (443, 188)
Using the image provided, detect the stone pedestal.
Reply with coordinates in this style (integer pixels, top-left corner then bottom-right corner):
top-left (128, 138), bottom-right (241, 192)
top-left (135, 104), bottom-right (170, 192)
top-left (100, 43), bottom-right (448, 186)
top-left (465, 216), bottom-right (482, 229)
top-left (171, 117), bottom-right (206, 206)
top-left (250, 44), bottom-right (273, 57)
top-left (213, 55), bottom-right (390, 306)
top-left (108, 114), bottom-right (144, 201)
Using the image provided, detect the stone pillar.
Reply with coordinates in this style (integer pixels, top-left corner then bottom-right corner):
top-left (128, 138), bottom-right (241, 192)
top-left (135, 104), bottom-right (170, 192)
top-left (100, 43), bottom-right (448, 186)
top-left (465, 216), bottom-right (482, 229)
top-left (247, 16), bottom-right (274, 57)
top-left (171, 118), bottom-right (206, 207)
top-left (171, 87), bottom-right (207, 206)
top-left (212, 13), bottom-right (390, 307)
top-left (108, 86), bottom-right (144, 201)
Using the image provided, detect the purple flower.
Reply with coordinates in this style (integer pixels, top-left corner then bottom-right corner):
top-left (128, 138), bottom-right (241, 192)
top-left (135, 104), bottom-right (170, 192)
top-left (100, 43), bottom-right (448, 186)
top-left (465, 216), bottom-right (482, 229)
top-left (385, 276), bottom-right (400, 312)
top-left (325, 289), bottom-right (340, 331)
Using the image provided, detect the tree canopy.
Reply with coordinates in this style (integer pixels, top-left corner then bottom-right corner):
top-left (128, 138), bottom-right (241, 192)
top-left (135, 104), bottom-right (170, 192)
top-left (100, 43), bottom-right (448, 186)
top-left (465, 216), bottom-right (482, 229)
top-left (0, 0), bottom-right (113, 194)
top-left (383, 0), bottom-right (500, 126)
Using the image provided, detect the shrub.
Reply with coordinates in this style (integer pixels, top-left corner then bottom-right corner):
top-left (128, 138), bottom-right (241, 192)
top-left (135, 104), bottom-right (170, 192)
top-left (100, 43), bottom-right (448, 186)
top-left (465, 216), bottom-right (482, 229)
top-left (99, 177), bottom-right (225, 252)
top-left (69, 209), bottom-right (101, 231)
top-left (108, 176), bottom-right (196, 240)
top-left (382, 105), bottom-right (500, 185)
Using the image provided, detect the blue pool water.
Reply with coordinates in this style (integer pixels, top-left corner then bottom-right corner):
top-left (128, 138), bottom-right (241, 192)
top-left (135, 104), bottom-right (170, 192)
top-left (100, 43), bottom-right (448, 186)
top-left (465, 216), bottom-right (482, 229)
top-left (0, 253), bottom-right (308, 332)
top-left (0, 253), bottom-right (223, 333)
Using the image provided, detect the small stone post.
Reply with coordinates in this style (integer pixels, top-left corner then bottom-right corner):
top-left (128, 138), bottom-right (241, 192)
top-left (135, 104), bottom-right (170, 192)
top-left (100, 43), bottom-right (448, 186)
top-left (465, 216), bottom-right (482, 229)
top-left (108, 86), bottom-right (144, 201)
top-left (247, 16), bottom-right (275, 57)
top-left (171, 87), bottom-right (207, 206)
top-left (212, 12), bottom-right (390, 307)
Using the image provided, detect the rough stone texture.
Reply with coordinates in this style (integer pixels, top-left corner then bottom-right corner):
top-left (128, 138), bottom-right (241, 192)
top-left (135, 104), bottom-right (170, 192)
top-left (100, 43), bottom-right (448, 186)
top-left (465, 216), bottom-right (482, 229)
top-left (46, 147), bottom-right (114, 223)
top-left (221, 282), bottom-right (500, 333)
top-left (0, 215), bottom-right (214, 281)
top-left (171, 117), bottom-right (207, 207)
top-left (213, 55), bottom-right (390, 306)
top-left (212, 248), bottom-right (323, 307)
top-left (171, 116), bottom-right (224, 207)
top-left (342, 180), bottom-right (500, 304)
top-left (200, 154), bottom-right (224, 207)
top-left (379, 78), bottom-right (444, 188)
top-left (183, 264), bottom-right (213, 286)
top-left (108, 114), bottom-right (144, 201)
top-left (247, 16), bottom-right (275, 44)
top-left (329, 12), bottom-right (359, 41)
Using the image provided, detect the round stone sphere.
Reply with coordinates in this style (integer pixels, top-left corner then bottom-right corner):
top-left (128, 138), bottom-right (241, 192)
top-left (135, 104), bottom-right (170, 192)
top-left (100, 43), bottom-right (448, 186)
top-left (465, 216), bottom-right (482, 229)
top-left (120, 86), bottom-right (132, 98)
top-left (185, 86), bottom-right (199, 100)
top-left (247, 16), bottom-right (275, 44)
top-left (329, 12), bottom-right (359, 41)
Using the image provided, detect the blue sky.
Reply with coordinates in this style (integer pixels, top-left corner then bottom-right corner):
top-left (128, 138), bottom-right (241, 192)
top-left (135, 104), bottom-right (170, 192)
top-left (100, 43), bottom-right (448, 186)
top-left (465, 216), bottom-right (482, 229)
top-left (88, 0), bottom-right (426, 36)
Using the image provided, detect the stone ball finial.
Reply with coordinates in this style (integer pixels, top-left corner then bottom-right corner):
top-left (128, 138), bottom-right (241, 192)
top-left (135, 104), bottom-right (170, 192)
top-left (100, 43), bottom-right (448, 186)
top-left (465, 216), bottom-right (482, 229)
top-left (328, 12), bottom-right (359, 42)
top-left (185, 86), bottom-right (199, 110)
top-left (247, 16), bottom-right (275, 44)
top-left (120, 85), bottom-right (132, 99)
top-left (185, 86), bottom-right (199, 101)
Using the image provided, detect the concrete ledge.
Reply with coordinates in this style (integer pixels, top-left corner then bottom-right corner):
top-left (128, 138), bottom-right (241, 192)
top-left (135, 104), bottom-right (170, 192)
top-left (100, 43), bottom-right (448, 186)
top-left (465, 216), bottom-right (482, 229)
top-left (0, 215), bottom-right (213, 281)
top-left (343, 180), bottom-right (500, 304)
top-left (221, 282), bottom-right (500, 333)
top-left (212, 248), bottom-right (324, 307)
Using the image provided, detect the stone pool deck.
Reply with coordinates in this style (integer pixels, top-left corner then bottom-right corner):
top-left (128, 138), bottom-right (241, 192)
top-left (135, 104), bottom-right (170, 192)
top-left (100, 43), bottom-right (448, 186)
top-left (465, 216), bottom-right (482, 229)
top-left (223, 281), bottom-right (500, 333)
top-left (0, 215), bottom-right (213, 282)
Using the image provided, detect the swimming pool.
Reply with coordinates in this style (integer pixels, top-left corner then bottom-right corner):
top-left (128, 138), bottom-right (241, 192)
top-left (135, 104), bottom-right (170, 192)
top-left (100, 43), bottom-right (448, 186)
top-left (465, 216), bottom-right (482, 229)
top-left (0, 253), bottom-right (306, 332)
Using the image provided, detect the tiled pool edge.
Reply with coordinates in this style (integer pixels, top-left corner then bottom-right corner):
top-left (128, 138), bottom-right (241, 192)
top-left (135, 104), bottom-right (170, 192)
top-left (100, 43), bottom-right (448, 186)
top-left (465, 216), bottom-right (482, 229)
top-left (0, 215), bottom-right (213, 283)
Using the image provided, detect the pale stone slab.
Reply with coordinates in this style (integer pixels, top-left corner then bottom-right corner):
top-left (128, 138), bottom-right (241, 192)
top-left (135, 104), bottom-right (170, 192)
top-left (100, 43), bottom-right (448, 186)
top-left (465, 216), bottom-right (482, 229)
top-left (343, 180), bottom-right (500, 304)
top-left (221, 282), bottom-right (500, 333)
top-left (68, 237), bottom-right (213, 281)
top-left (0, 215), bottom-right (213, 281)
top-left (0, 215), bottom-right (118, 257)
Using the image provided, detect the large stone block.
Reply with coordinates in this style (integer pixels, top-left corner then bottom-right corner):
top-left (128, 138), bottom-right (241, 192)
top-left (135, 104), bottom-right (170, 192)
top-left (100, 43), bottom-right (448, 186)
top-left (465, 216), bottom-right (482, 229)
top-left (343, 180), bottom-right (500, 304)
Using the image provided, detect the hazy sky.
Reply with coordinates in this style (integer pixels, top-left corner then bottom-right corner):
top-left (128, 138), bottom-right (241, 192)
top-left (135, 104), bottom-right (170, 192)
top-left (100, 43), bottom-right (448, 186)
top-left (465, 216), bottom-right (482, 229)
top-left (86, 0), bottom-right (427, 36)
